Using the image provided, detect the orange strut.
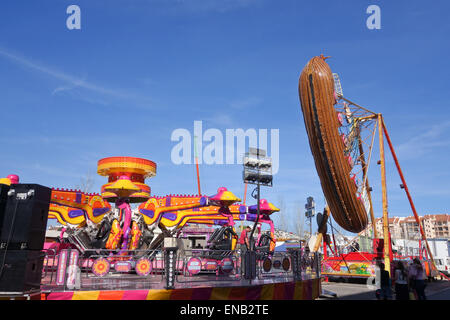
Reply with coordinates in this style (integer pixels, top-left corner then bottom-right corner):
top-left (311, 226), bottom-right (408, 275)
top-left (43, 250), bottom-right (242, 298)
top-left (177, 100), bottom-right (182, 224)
top-left (243, 182), bottom-right (248, 205)
top-left (381, 119), bottom-right (437, 270)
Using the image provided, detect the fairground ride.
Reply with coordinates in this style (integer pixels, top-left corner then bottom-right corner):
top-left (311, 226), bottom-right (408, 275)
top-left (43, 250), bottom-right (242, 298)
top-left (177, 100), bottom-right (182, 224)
top-left (298, 55), bottom-right (443, 277)
top-left (40, 157), bottom-right (280, 260)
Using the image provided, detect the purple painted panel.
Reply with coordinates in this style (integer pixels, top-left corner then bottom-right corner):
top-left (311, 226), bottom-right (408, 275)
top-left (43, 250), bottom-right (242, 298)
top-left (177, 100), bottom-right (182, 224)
top-left (139, 209), bottom-right (154, 218)
top-left (75, 192), bottom-right (82, 204)
top-left (93, 207), bottom-right (110, 217)
top-left (68, 209), bottom-right (84, 219)
top-left (163, 212), bottom-right (177, 221)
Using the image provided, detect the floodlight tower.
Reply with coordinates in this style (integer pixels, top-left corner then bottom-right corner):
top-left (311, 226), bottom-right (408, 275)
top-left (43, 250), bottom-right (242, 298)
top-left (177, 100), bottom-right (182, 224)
top-left (243, 148), bottom-right (273, 250)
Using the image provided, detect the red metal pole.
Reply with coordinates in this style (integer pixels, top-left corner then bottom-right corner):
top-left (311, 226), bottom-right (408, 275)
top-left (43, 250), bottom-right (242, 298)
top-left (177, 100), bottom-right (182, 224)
top-left (329, 216), bottom-right (338, 254)
top-left (327, 241), bottom-right (335, 256)
top-left (195, 157), bottom-right (201, 195)
top-left (388, 231), bottom-right (393, 271)
top-left (194, 135), bottom-right (201, 195)
top-left (381, 118), bottom-right (437, 269)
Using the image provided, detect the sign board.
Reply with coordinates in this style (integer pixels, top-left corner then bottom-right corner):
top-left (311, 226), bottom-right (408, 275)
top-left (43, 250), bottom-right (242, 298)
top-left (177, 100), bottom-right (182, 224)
top-left (305, 196), bottom-right (315, 218)
top-left (305, 209), bottom-right (315, 218)
top-left (204, 260), bottom-right (218, 271)
top-left (92, 257), bottom-right (110, 277)
top-left (115, 261), bottom-right (132, 273)
top-left (186, 257), bottom-right (202, 275)
top-left (136, 258), bottom-right (152, 276)
top-left (56, 250), bottom-right (69, 286)
top-left (220, 257), bottom-right (234, 274)
top-left (66, 250), bottom-right (79, 289)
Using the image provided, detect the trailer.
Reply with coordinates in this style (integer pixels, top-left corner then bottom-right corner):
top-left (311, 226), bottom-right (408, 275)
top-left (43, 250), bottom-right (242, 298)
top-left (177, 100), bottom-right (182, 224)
top-left (426, 239), bottom-right (450, 276)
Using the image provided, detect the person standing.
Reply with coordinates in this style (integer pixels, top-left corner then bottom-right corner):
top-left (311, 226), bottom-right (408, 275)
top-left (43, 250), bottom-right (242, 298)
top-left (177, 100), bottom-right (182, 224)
top-left (409, 258), bottom-right (427, 300)
top-left (378, 263), bottom-right (392, 300)
top-left (239, 226), bottom-right (251, 252)
top-left (239, 226), bottom-right (251, 273)
top-left (394, 261), bottom-right (409, 300)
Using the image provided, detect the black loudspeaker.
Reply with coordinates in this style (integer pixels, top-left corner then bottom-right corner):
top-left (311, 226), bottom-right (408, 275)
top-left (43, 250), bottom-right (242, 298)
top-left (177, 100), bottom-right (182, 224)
top-left (287, 248), bottom-right (301, 279)
top-left (0, 184), bottom-right (51, 251)
top-left (243, 250), bottom-right (257, 280)
top-left (0, 184), bottom-right (10, 235)
top-left (0, 250), bottom-right (44, 293)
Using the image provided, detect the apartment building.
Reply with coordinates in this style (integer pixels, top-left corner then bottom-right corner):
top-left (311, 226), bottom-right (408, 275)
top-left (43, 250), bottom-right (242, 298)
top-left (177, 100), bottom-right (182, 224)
top-left (359, 214), bottom-right (449, 240)
top-left (422, 214), bottom-right (450, 238)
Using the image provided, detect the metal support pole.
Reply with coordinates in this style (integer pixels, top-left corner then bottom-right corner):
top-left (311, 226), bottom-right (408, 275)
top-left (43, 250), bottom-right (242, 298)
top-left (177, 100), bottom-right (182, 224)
top-left (310, 215), bottom-right (312, 238)
top-left (249, 179), bottom-right (260, 249)
top-left (243, 148), bottom-right (271, 280)
top-left (358, 133), bottom-right (378, 238)
top-left (165, 249), bottom-right (177, 289)
top-left (241, 182), bottom-right (248, 232)
top-left (378, 114), bottom-right (391, 275)
top-left (381, 118), bottom-right (437, 270)
top-left (247, 166), bottom-right (260, 280)
top-left (163, 237), bottom-right (178, 289)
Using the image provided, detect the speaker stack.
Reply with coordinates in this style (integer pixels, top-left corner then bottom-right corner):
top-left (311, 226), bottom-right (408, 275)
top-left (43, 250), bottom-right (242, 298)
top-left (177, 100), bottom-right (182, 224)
top-left (0, 184), bottom-right (51, 294)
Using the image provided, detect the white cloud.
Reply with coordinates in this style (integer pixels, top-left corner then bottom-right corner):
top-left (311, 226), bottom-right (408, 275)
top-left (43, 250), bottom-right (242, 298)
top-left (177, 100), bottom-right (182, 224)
top-left (0, 47), bottom-right (154, 109)
top-left (396, 121), bottom-right (450, 159)
top-left (230, 97), bottom-right (263, 109)
top-left (205, 113), bottom-right (234, 127)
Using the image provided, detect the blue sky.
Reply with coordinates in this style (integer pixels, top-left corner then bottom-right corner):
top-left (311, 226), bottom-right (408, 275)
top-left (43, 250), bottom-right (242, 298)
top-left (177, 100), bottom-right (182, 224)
top-left (0, 0), bottom-right (449, 235)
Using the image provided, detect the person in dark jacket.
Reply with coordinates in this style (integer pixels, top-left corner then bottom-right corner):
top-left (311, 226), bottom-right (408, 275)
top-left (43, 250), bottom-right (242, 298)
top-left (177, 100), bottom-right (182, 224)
top-left (378, 263), bottom-right (392, 300)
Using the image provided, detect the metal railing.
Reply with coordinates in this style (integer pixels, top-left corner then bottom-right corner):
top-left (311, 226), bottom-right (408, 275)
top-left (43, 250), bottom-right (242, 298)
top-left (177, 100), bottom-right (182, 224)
top-left (257, 251), bottom-right (293, 279)
top-left (257, 249), bottom-right (321, 280)
top-left (176, 249), bottom-right (241, 284)
top-left (40, 247), bottom-right (321, 292)
top-left (41, 249), bottom-right (164, 291)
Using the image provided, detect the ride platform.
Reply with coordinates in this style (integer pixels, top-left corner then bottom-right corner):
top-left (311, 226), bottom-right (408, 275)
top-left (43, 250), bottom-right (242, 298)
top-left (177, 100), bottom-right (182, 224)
top-left (42, 277), bottom-right (321, 300)
top-left (37, 247), bottom-right (322, 300)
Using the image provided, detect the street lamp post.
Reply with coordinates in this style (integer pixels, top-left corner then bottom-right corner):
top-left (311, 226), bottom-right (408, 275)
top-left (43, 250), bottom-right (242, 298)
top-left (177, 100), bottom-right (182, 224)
top-left (305, 196), bottom-right (315, 239)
